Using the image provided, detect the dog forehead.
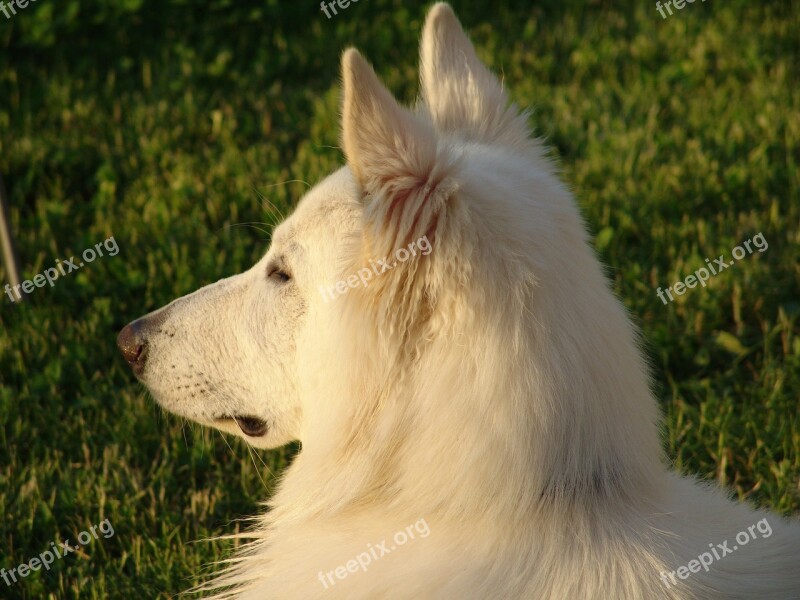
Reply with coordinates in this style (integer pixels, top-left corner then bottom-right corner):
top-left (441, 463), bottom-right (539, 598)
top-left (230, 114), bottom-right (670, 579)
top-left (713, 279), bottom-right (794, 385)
top-left (281, 166), bottom-right (361, 241)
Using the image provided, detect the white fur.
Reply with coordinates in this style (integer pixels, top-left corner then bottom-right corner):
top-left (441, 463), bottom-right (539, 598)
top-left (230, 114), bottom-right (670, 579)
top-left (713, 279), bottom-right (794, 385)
top-left (132, 4), bottom-right (800, 598)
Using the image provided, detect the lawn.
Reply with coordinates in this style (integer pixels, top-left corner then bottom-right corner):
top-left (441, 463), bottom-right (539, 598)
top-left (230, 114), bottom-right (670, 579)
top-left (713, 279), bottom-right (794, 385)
top-left (0, 0), bottom-right (798, 597)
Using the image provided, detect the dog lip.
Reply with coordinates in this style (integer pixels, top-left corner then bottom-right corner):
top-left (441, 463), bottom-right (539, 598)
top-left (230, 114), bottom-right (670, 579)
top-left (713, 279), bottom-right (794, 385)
top-left (219, 415), bottom-right (269, 437)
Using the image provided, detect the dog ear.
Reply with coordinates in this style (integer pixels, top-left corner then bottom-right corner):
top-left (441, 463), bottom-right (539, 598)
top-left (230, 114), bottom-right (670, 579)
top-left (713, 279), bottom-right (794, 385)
top-left (419, 3), bottom-right (529, 148)
top-left (341, 47), bottom-right (456, 254)
top-left (340, 48), bottom-right (464, 332)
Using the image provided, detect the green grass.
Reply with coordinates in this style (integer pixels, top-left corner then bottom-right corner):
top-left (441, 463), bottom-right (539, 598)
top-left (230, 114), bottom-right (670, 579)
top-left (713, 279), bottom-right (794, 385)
top-left (1, 0), bottom-right (798, 597)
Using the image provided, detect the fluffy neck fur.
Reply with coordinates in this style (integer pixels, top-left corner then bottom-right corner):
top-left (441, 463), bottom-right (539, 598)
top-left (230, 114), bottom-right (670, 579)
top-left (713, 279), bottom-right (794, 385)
top-left (196, 4), bottom-right (800, 595)
top-left (200, 151), bottom-right (670, 600)
top-left (294, 150), bottom-right (664, 522)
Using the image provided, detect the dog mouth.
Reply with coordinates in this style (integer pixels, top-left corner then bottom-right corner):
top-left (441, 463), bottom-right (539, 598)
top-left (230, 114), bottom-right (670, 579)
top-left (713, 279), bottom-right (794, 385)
top-left (216, 415), bottom-right (269, 437)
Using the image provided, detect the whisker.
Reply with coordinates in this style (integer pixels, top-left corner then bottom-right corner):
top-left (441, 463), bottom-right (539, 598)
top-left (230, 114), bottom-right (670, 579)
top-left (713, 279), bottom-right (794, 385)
top-left (217, 222), bottom-right (273, 237)
top-left (181, 418), bottom-right (190, 449)
top-left (252, 187), bottom-right (287, 223)
top-left (246, 445), bottom-right (270, 492)
top-left (206, 389), bottom-right (275, 491)
top-left (217, 429), bottom-right (237, 458)
top-left (250, 445), bottom-right (275, 481)
top-left (258, 179), bottom-right (311, 190)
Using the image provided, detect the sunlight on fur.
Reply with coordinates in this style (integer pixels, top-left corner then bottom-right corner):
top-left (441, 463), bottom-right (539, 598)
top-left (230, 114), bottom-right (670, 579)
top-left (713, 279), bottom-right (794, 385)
top-left (119, 3), bottom-right (800, 598)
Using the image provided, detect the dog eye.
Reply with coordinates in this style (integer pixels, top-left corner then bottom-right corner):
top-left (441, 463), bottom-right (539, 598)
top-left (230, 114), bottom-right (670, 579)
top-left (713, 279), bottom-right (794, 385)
top-left (267, 264), bottom-right (291, 283)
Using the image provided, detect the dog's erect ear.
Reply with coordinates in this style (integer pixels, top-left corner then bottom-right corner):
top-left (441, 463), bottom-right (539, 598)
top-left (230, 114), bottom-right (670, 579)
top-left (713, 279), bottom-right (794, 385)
top-left (340, 48), bottom-right (464, 332)
top-left (341, 47), bottom-right (456, 252)
top-left (420, 3), bottom-right (529, 148)
top-left (341, 47), bottom-right (436, 191)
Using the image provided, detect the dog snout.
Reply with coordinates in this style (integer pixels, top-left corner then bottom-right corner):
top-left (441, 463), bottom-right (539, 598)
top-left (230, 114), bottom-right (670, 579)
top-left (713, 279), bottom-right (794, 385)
top-left (116, 319), bottom-right (150, 375)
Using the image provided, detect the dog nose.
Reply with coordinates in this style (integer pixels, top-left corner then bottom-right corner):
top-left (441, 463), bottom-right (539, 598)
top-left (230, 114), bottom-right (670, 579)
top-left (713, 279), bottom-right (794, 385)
top-left (117, 320), bottom-right (148, 375)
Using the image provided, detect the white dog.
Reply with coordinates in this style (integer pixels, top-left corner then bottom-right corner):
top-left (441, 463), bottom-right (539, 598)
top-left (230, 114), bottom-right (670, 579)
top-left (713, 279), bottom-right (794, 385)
top-left (118, 4), bottom-right (800, 598)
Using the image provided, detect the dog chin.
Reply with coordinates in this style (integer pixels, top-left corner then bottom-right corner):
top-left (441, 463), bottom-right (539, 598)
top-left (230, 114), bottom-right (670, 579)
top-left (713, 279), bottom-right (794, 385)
top-left (150, 395), bottom-right (274, 446)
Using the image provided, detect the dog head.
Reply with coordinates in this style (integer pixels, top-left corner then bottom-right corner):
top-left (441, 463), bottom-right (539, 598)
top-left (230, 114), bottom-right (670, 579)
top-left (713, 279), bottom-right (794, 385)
top-left (117, 4), bottom-right (576, 455)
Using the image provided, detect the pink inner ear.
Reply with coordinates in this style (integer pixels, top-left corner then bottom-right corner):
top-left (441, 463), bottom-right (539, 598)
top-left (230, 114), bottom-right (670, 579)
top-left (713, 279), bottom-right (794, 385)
top-left (383, 175), bottom-right (416, 223)
top-left (378, 170), bottom-right (446, 249)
